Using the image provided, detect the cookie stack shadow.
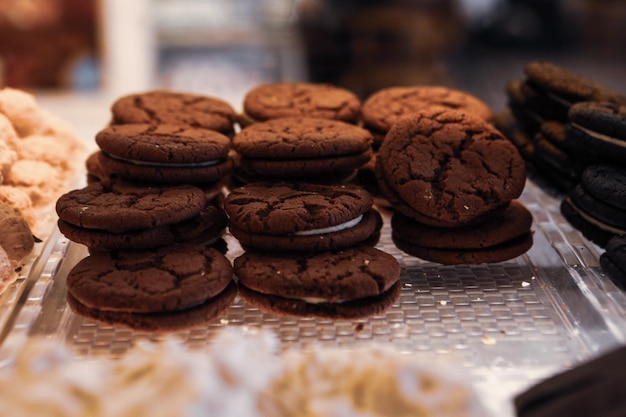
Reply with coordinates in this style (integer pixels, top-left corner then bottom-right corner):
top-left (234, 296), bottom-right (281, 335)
top-left (499, 60), bottom-right (626, 288)
top-left (55, 90), bottom-right (241, 331)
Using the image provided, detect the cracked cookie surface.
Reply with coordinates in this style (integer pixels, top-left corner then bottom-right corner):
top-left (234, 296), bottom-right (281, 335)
top-left (66, 244), bottom-right (233, 313)
top-left (378, 108), bottom-right (526, 226)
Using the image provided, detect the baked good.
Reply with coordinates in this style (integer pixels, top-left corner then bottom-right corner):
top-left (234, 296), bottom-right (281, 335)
top-left (235, 246), bottom-right (401, 319)
top-left (377, 107), bottom-right (526, 227)
top-left (582, 164), bottom-right (626, 210)
top-left (391, 201), bottom-right (533, 264)
top-left (95, 124), bottom-right (232, 185)
top-left (0, 202), bottom-right (35, 266)
top-left (567, 101), bottom-right (626, 163)
top-left (224, 182), bottom-right (381, 252)
top-left (0, 246), bottom-right (16, 295)
top-left (241, 82), bottom-right (361, 124)
top-left (600, 236), bottom-right (626, 289)
top-left (361, 86), bottom-right (492, 146)
top-left (66, 244), bottom-right (233, 314)
top-left (232, 117), bottom-right (372, 183)
top-left (67, 281), bottom-right (236, 332)
top-left (110, 90), bottom-right (238, 136)
top-left (515, 345), bottom-right (626, 417)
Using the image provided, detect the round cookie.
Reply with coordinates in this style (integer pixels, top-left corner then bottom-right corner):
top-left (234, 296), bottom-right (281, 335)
top-left (234, 245), bottom-right (400, 307)
top-left (67, 281), bottom-right (237, 332)
top-left (567, 101), bottom-right (626, 163)
top-left (225, 182), bottom-right (380, 252)
top-left (560, 197), bottom-right (621, 248)
top-left (66, 244), bottom-right (233, 313)
top-left (242, 83), bottom-right (361, 124)
top-left (601, 236), bottom-right (626, 289)
top-left (233, 117), bottom-right (372, 181)
top-left (0, 202), bottom-right (34, 264)
top-left (110, 90), bottom-right (238, 135)
top-left (362, 85), bottom-right (493, 140)
top-left (506, 79), bottom-right (544, 134)
top-left (570, 184), bottom-right (626, 230)
top-left (377, 107), bottom-right (526, 227)
top-left (85, 151), bottom-right (115, 184)
top-left (56, 180), bottom-right (207, 230)
top-left (582, 164), bottom-right (626, 211)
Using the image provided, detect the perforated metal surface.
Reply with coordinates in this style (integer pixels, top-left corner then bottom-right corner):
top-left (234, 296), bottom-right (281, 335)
top-left (2, 179), bottom-right (626, 416)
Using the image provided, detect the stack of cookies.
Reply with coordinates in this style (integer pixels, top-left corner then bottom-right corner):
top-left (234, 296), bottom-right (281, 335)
top-left (376, 107), bottom-right (533, 265)
top-left (501, 60), bottom-right (626, 192)
top-left (55, 90), bottom-right (241, 330)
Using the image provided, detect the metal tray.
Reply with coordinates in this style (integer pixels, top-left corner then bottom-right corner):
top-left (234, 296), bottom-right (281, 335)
top-left (1, 179), bottom-right (625, 417)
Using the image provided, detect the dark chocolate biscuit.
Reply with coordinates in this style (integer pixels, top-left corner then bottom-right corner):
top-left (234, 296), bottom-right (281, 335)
top-left (377, 107), bottom-right (526, 226)
top-left (582, 164), bottom-right (626, 211)
top-left (56, 180), bottom-right (207, 230)
top-left (242, 83), bottom-right (361, 124)
top-left (225, 182), bottom-right (380, 252)
top-left (506, 79), bottom-right (544, 134)
top-left (67, 281), bottom-right (236, 332)
top-left (560, 197), bottom-right (619, 248)
top-left (58, 204), bottom-right (227, 251)
top-left (567, 101), bottom-right (626, 163)
top-left (601, 235), bottom-right (626, 289)
top-left (524, 61), bottom-right (626, 105)
top-left (515, 345), bottom-right (626, 417)
top-left (85, 151), bottom-right (115, 184)
top-left (570, 184), bottom-right (626, 230)
top-left (361, 86), bottom-right (493, 144)
top-left (232, 117), bottom-right (372, 181)
top-left (234, 245), bottom-right (400, 303)
top-left (110, 90), bottom-right (238, 135)
top-left (66, 244), bottom-right (233, 313)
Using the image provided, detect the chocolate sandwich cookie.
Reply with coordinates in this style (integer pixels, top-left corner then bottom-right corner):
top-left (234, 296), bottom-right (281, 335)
top-left (362, 86), bottom-right (493, 146)
top-left (85, 151), bottom-right (114, 184)
top-left (0, 203), bottom-right (34, 264)
top-left (241, 82), bottom-right (361, 125)
top-left (515, 345), bottom-right (626, 417)
top-left (232, 117), bottom-right (372, 183)
top-left (224, 182), bottom-right (381, 252)
top-left (600, 236), bottom-right (626, 289)
top-left (377, 108), bottom-right (526, 227)
top-left (391, 201), bottom-right (534, 264)
top-left (110, 90), bottom-right (238, 136)
top-left (235, 246), bottom-right (401, 319)
top-left (582, 164), bottom-right (626, 211)
top-left (56, 180), bottom-right (207, 231)
top-left (567, 101), bottom-right (626, 163)
top-left (67, 281), bottom-right (236, 332)
top-left (66, 244), bottom-right (233, 313)
top-left (57, 203), bottom-right (227, 251)
top-left (95, 124), bottom-right (232, 185)
top-left (506, 79), bottom-right (544, 134)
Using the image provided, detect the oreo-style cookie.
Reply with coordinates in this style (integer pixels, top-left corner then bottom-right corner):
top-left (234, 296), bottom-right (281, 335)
top-left (515, 345), bottom-right (626, 417)
top-left (95, 124), bottom-right (233, 185)
top-left (224, 182), bottom-right (381, 252)
top-left (241, 82), bottom-right (361, 125)
top-left (600, 235), bottom-right (626, 289)
top-left (567, 101), bottom-right (626, 163)
top-left (362, 86), bottom-right (493, 145)
top-left (377, 108), bottom-right (526, 227)
top-left (232, 117), bottom-right (372, 183)
top-left (66, 244), bottom-right (233, 313)
top-left (235, 246), bottom-right (401, 319)
top-left (110, 90), bottom-right (238, 136)
top-left (67, 281), bottom-right (236, 332)
top-left (582, 164), bottom-right (626, 210)
top-left (506, 79), bottom-right (544, 134)
top-left (391, 201), bottom-right (534, 264)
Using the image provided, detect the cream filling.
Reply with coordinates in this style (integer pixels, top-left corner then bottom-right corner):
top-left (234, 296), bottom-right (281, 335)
top-left (294, 214), bottom-right (363, 236)
top-left (282, 294), bottom-right (349, 304)
top-left (567, 197), bottom-right (626, 235)
top-left (571, 123), bottom-right (626, 147)
top-left (106, 152), bottom-right (222, 168)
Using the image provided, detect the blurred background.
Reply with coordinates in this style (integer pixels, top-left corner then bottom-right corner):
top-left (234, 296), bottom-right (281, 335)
top-left (0, 0), bottom-right (624, 120)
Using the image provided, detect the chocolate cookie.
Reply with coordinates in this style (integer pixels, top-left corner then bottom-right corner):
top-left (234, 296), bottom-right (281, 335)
top-left (560, 193), bottom-right (623, 248)
top-left (95, 124), bottom-right (233, 185)
top-left (506, 79), bottom-right (544, 134)
top-left (391, 201), bottom-right (533, 264)
top-left (362, 86), bottom-right (493, 145)
top-left (242, 82), bottom-right (361, 124)
top-left (56, 180), bottom-right (207, 230)
top-left (232, 117), bottom-right (372, 182)
top-left (515, 345), bottom-right (626, 417)
top-left (567, 101), bottom-right (626, 163)
top-left (377, 108), bottom-right (526, 227)
top-left (67, 281), bottom-right (236, 332)
top-left (600, 236), bottom-right (626, 289)
top-left (224, 182), bottom-right (381, 252)
top-left (66, 244), bottom-right (233, 313)
top-left (110, 90), bottom-right (238, 136)
top-left (582, 164), bottom-right (626, 210)
top-left (235, 246), bottom-right (401, 318)
top-left (0, 203), bottom-right (34, 264)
